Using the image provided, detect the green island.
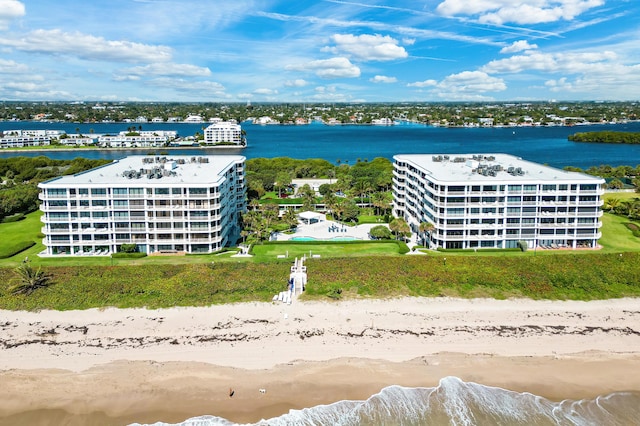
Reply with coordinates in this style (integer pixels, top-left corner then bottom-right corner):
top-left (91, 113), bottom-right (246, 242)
top-left (568, 131), bottom-right (640, 144)
top-left (2, 156), bottom-right (640, 311)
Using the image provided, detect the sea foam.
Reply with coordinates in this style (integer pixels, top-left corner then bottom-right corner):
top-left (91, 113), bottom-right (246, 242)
top-left (132, 376), bottom-right (640, 426)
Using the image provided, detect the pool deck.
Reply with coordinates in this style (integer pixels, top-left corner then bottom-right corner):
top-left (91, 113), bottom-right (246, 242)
top-left (273, 215), bottom-right (387, 242)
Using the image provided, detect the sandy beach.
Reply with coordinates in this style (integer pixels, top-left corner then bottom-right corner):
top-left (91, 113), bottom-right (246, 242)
top-left (1, 297), bottom-right (640, 425)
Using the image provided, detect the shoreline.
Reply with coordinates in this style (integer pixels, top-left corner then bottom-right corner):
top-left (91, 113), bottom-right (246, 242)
top-left (1, 355), bottom-right (640, 425)
top-left (1, 297), bottom-right (639, 424)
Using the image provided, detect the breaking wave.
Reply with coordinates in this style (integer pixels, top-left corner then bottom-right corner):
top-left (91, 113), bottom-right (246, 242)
top-left (134, 376), bottom-right (640, 426)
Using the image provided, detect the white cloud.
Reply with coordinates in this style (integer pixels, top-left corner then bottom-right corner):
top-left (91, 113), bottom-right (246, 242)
top-left (370, 75), bottom-right (397, 83)
top-left (323, 34), bottom-right (408, 61)
top-left (482, 50), bottom-right (617, 74)
top-left (112, 75), bottom-right (141, 82)
top-left (407, 79), bottom-right (438, 88)
top-left (147, 78), bottom-right (227, 96)
top-left (253, 88), bottom-right (278, 95)
top-left (0, 29), bottom-right (173, 63)
top-left (409, 71), bottom-right (506, 100)
top-left (284, 79), bottom-right (308, 87)
top-left (0, 0), bottom-right (24, 30)
top-left (286, 57), bottom-right (360, 79)
top-left (115, 63), bottom-right (211, 80)
top-left (0, 58), bottom-right (29, 74)
top-left (438, 70), bottom-right (506, 92)
top-left (500, 40), bottom-right (538, 54)
top-left (436, 0), bottom-right (605, 25)
top-left (545, 77), bottom-right (574, 92)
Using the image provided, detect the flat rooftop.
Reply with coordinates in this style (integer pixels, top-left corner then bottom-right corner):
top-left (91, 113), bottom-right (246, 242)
top-left (394, 153), bottom-right (603, 183)
top-left (44, 155), bottom-right (245, 186)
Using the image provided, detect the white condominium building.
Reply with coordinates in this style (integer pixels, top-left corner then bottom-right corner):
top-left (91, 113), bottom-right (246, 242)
top-left (393, 154), bottom-right (605, 250)
top-left (38, 155), bottom-right (246, 256)
top-left (203, 121), bottom-right (245, 146)
top-left (1, 134), bottom-right (51, 148)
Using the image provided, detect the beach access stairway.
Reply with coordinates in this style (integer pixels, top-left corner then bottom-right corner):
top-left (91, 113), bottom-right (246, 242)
top-left (273, 256), bottom-right (307, 304)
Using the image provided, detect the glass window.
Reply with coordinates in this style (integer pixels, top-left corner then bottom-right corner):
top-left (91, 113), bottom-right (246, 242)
top-left (580, 184), bottom-right (597, 191)
top-left (47, 188), bottom-right (67, 197)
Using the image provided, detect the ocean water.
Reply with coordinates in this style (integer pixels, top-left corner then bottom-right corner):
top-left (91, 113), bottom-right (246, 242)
top-left (135, 377), bottom-right (640, 426)
top-left (2, 121), bottom-right (640, 169)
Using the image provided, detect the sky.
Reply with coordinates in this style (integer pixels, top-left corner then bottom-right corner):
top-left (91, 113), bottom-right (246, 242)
top-left (1, 0), bottom-right (639, 103)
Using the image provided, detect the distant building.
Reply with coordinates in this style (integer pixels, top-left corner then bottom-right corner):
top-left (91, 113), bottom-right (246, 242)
top-left (203, 121), bottom-right (245, 146)
top-left (38, 155), bottom-right (246, 256)
top-left (183, 114), bottom-right (204, 123)
top-left (392, 153), bottom-right (604, 250)
top-left (0, 130), bottom-right (52, 148)
top-left (98, 133), bottom-right (169, 148)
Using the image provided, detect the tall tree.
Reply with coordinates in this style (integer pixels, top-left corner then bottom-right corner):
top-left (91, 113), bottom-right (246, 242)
top-left (419, 221), bottom-right (435, 248)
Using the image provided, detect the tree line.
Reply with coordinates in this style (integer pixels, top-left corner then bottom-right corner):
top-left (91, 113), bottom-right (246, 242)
top-left (0, 157), bottom-right (110, 221)
top-left (568, 131), bottom-right (640, 144)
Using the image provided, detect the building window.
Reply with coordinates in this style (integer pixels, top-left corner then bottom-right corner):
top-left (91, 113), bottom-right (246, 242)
top-left (47, 188), bottom-right (67, 197)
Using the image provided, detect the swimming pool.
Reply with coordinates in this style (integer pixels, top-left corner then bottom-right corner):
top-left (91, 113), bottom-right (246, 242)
top-left (290, 236), bottom-right (357, 242)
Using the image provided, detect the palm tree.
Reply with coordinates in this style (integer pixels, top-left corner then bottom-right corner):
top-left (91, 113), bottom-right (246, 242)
top-left (276, 171), bottom-right (292, 198)
top-left (389, 217), bottom-right (410, 241)
top-left (282, 208), bottom-right (299, 229)
top-left (323, 191), bottom-right (338, 216)
top-left (605, 197), bottom-right (621, 213)
top-left (353, 179), bottom-right (374, 205)
top-left (298, 184), bottom-right (317, 211)
top-left (370, 191), bottom-right (391, 216)
top-left (419, 221), bottom-right (435, 248)
top-left (10, 261), bottom-right (52, 295)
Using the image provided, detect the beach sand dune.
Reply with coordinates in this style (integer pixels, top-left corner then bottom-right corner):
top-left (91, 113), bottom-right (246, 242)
top-left (1, 297), bottom-right (639, 424)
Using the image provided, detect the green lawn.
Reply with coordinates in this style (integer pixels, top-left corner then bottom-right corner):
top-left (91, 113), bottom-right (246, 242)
top-left (604, 191), bottom-right (639, 202)
top-left (598, 212), bottom-right (640, 252)
top-left (0, 211), bottom-right (44, 259)
top-left (250, 241), bottom-right (404, 262)
top-left (2, 199), bottom-right (639, 269)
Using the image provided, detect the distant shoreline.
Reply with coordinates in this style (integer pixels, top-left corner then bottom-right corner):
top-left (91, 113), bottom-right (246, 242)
top-left (0, 145), bottom-right (245, 154)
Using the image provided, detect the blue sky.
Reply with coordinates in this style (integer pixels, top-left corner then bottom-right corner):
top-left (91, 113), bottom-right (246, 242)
top-left (1, 0), bottom-right (639, 102)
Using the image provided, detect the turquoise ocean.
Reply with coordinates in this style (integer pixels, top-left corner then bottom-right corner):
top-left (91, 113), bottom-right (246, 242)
top-left (4, 121), bottom-right (640, 425)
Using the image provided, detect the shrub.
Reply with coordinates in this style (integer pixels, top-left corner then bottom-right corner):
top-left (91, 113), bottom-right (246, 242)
top-left (111, 252), bottom-right (147, 259)
top-left (397, 241), bottom-right (410, 254)
top-left (369, 225), bottom-right (392, 239)
top-left (0, 241), bottom-right (35, 259)
top-left (119, 243), bottom-right (138, 253)
top-left (1, 213), bottom-right (25, 223)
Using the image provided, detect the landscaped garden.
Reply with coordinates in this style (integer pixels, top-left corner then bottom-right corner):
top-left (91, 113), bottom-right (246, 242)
top-left (2, 155), bottom-right (640, 310)
top-left (1, 197), bottom-right (640, 310)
